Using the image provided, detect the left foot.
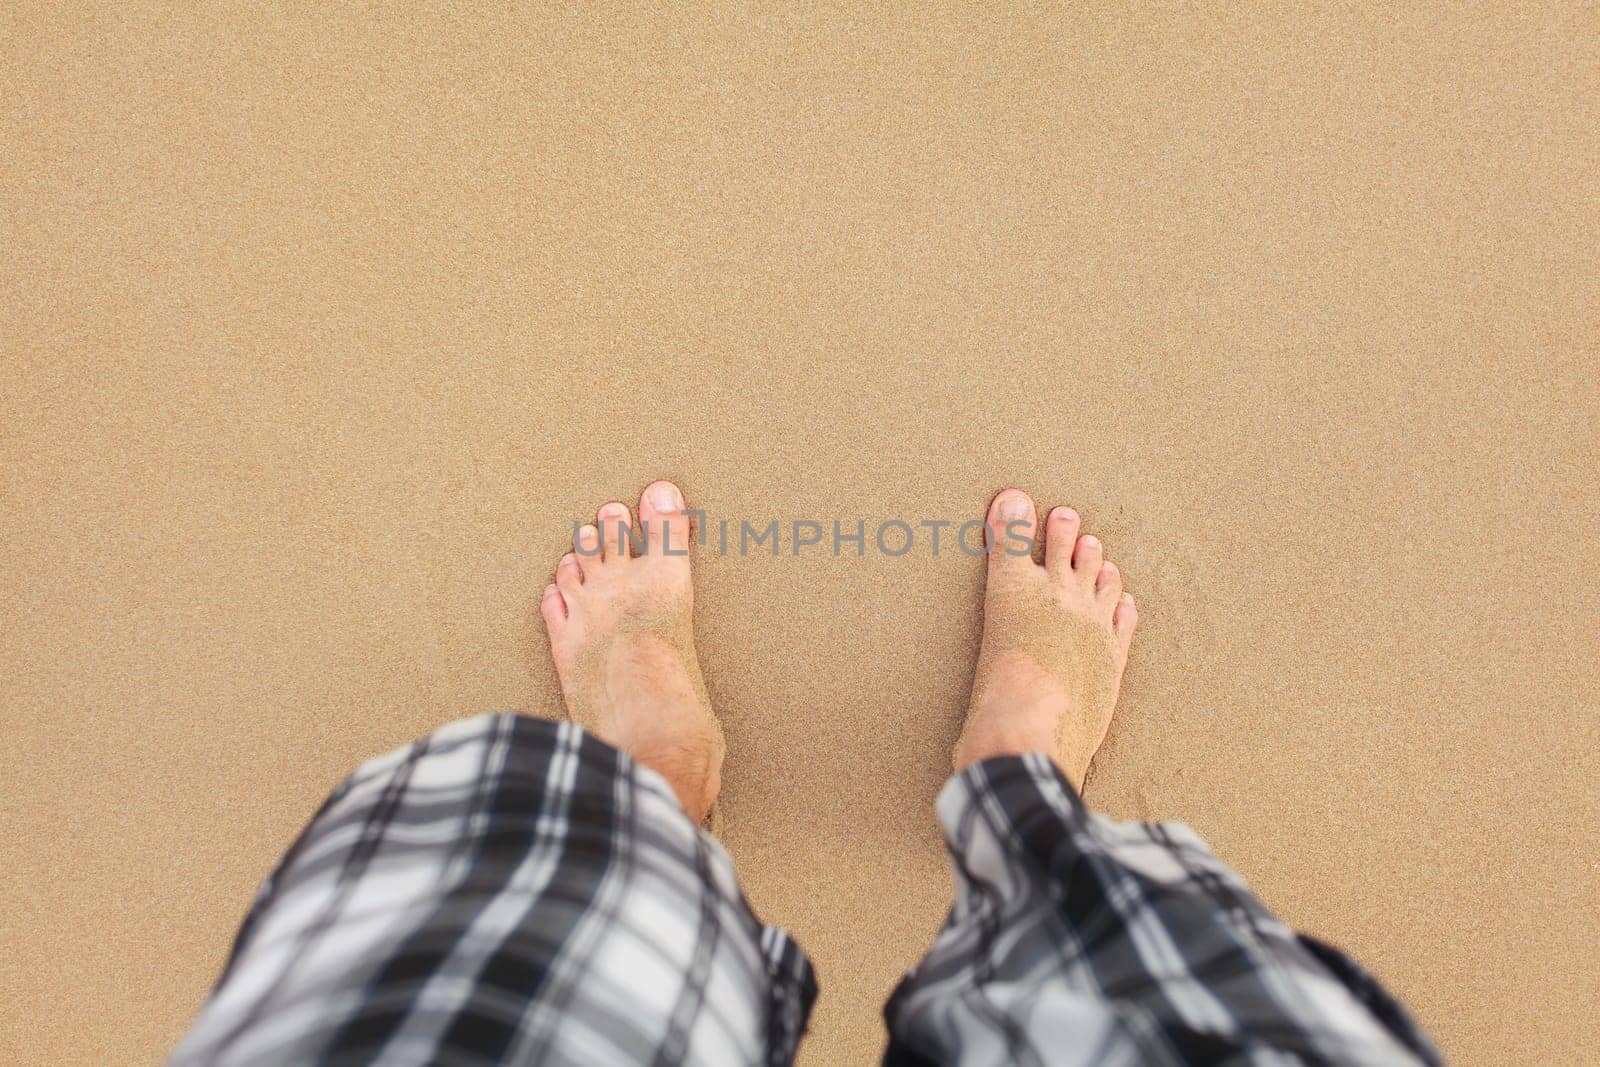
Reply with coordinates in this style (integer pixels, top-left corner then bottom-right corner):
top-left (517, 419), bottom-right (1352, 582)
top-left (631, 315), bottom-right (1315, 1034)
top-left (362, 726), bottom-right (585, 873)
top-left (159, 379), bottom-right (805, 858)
top-left (539, 480), bottom-right (723, 822)
top-left (953, 488), bottom-right (1138, 789)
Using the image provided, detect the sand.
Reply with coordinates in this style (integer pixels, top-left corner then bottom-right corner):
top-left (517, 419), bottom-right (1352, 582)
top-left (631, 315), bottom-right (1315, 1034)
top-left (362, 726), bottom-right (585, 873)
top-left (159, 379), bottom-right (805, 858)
top-left (3, 5), bottom-right (1596, 1064)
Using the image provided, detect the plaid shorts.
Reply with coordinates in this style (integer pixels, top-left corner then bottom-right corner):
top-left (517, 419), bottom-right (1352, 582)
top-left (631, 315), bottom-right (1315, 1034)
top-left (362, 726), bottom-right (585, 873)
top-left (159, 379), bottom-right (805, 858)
top-left (171, 714), bottom-right (1440, 1066)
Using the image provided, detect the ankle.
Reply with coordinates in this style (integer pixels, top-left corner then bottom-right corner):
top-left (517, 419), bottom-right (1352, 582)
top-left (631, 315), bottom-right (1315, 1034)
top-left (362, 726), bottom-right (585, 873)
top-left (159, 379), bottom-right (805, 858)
top-left (952, 732), bottom-right (1052, 774)
top-left (633, 741), bottom-right (721, 823)
top-left (953, 700), bottom-right (1058, 773)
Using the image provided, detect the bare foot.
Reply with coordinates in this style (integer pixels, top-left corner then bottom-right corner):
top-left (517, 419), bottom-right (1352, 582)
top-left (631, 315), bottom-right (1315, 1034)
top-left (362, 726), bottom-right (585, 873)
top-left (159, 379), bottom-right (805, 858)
top-left (539, 480), bottom-right (723, 822)
top-left (954, 488), bottom-right (1138, 789)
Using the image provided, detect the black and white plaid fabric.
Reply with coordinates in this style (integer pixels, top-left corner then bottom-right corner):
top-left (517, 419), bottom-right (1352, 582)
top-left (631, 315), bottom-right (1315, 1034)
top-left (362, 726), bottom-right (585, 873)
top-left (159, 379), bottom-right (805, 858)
top-left (886, 753), bottom-right (1441, 1066)
top-left (172, 714), bottom-right (1439, 1066)
top-left (170, 714), bottom-right (815, 1066)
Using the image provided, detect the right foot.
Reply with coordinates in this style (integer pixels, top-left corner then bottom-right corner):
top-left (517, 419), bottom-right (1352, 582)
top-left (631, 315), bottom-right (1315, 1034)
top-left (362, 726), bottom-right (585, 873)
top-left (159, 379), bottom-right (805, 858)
top-left (954, 488), bottom-right (1138, 789)
top-left (539, 480), bottom-right (723, 822)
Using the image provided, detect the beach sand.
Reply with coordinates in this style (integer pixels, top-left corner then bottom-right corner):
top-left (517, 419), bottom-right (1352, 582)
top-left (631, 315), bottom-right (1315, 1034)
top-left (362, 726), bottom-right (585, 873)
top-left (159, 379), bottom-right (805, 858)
top-left (3, 6), bottom-right (1596, 1064)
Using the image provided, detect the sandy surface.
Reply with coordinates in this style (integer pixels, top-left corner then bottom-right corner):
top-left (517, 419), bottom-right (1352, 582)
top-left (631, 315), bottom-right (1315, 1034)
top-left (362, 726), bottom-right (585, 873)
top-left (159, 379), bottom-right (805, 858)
top-left (3, 5), bottom-right (1597, 1064)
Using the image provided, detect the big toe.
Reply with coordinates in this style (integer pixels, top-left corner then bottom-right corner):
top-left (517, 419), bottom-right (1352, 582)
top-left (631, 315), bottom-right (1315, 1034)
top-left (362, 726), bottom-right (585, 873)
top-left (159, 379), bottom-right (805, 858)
top-left (986, 488), bottom-right (1039, 576)
top-left (639, 479), bottom-right (693, 560)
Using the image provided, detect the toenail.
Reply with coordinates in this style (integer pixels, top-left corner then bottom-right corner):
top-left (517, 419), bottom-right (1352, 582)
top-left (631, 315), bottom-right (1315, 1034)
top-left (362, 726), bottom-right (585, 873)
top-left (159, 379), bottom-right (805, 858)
top-left (998, 493), bottom-right (1029, 520)
top-left (1081, 535), bottom-right (1099, 547)
top-left (649, 482), bottom-right (682, 512)
top-left (1055, 508), bottom-right (1077, 523)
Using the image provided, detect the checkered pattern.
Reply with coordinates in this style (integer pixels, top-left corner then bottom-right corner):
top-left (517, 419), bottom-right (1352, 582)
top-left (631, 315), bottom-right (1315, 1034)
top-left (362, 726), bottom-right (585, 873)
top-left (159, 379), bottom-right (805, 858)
top-left (169, 714), bottom-right (815, 1066)
top-left (172, 716), bottom-right (1437, 1066)
top-left (885, 753), bottom-right (1441, 1066)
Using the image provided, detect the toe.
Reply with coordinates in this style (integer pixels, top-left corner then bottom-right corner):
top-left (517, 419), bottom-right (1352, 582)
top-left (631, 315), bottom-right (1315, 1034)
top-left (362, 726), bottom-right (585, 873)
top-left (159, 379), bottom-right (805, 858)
top-left (1072, 533), bottom-right (1103, 583)
top-left (1113, 593), bottom-right (1138, 653)
top-left (639, 479), bottom-right (691, 559)
top-left (556, 552), bottom-right (584, 596)
top-left (1044, 506), bottom-right (1081, 576)
top-left (986, 488), bottom-right (1038, 574)
top-left (539, 583), bottom-right (567, 627)
top-left (573, 524), bottom-right (603, 577)
top-left (1095, 561), bottom-right (1122, 603)
top-left (597, 501), bottom-right (635, 561)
